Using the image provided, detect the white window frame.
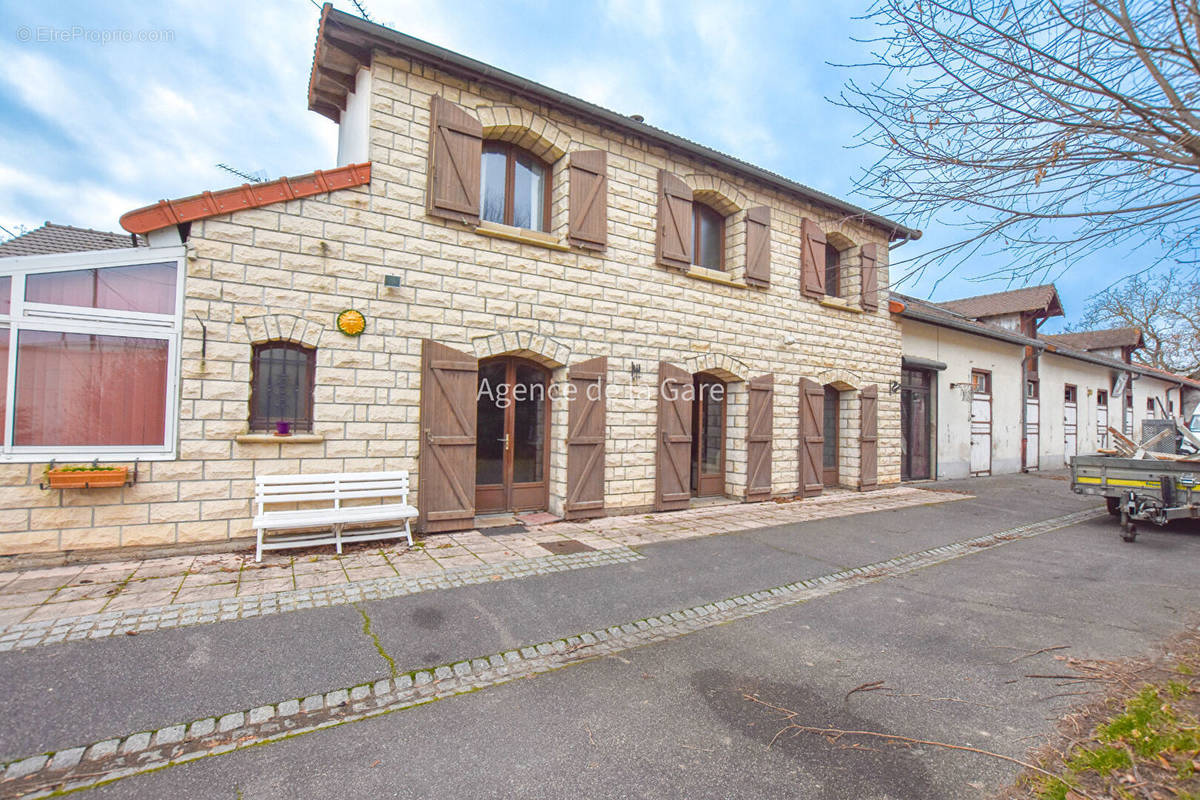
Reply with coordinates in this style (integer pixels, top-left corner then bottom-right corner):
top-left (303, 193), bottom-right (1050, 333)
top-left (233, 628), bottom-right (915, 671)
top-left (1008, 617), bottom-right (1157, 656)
top-left (0, 245), bottom-right (186, 463)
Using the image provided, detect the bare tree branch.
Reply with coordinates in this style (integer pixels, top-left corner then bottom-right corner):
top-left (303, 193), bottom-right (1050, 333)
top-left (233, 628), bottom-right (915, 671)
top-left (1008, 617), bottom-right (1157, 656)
top-left (1070, 266), bottom-right (1200, 371)
top-left (838, 0), bottom-right (1200, 283)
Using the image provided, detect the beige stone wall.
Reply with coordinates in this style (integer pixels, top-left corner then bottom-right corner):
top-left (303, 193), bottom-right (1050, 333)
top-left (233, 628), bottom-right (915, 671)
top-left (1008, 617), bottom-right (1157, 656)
top-left (0, 53), bottom-right (903, 556)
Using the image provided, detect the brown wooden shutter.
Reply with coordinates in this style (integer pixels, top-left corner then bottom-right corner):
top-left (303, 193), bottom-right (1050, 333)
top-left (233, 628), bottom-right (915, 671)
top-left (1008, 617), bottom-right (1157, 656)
top-left (418, 340), bottom-right (478, 532)
top-left (655, 362), bottom-right (693, 511)
top-left (565, 356), bottom-right (607, 519)
top-left (860, 384), bottom-right (879, 490)
top-left (426, 96), bottom-right (482, 224)
top-left (799, 378), bottom-right (825, 497)
top-left (568, 150), bottom-right (607, 250)
top-left (656, 170), bottom-right (693, 270)
top-left (744, 206), bottom-right (771, 288)
top-left (746, 374), bottom-right (774, 501)
top-left (860, 243), bottom-right (879, 311)
top-left (800, 218), bottom-right (827, 299)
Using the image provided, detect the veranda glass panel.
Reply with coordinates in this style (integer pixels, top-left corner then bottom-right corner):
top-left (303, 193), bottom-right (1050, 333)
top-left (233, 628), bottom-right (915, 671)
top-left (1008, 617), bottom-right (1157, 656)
top-left (0, 276), bottom-right (10, 315)
top-left (0, 327), bottom-right (8, 441)
top-left (25, 262), bottom-right (177, 315)
top-left (14, 330), bottom-right (168, 446)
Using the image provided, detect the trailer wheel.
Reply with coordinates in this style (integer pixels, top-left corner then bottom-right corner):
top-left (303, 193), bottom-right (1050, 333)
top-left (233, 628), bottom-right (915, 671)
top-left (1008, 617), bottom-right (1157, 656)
top-left (1106, 496), bottom-right (1120, 516)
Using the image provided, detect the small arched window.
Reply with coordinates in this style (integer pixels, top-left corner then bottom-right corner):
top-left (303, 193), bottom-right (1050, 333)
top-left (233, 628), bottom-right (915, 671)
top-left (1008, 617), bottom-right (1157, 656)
top-left (249, 342), bottom-right (315, 432)
top-left (480, 142), bottom-right (551, 232)
top-left (693, 203), bottom-right (725, 270)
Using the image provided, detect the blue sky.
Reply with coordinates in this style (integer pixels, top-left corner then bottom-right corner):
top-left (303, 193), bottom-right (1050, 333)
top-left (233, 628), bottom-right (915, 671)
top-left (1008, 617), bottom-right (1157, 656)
top-left (0, 0), bottom-right (1130, 331)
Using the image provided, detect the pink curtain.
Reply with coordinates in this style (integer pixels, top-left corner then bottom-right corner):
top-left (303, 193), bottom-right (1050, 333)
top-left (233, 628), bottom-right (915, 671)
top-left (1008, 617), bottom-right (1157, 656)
top-left (24, 263), bottom-right (176, 315)
top-left (14, 331), bottom-right (168, 447)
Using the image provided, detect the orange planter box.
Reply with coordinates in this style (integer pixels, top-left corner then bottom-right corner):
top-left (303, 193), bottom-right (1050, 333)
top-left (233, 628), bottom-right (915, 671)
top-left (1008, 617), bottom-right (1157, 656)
top-left (45, 466), bottom-right (129, 489)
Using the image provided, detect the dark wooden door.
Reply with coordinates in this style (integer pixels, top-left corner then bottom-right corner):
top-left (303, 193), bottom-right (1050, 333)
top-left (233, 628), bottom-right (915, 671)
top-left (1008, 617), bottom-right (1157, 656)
top-left (746, 374), bottom-right (774, 501)
top-left (656, 362), bottom-right (693, 511)
top-left (799, 378), bottom-right (824, 497)
top-left (900, 369), bottom-right (931, 481)
top-left (565, 357), bottom-right (606, 519)
top-left (822, 385), bottom-right (840, 487)
top-left (475, 357), bottom-right (550, 514)
top-left (419, 340), bottom-right (478, 532)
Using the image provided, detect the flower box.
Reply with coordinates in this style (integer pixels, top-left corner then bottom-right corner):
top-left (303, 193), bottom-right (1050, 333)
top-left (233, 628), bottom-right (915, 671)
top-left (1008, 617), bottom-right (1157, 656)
top-left (44, 466), bottom-right (129, 489)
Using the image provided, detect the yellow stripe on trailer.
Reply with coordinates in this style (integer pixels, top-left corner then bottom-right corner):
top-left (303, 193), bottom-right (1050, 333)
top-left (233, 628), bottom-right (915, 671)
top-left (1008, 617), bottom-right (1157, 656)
top-left (1075, 476), bottom-right (1193, 491)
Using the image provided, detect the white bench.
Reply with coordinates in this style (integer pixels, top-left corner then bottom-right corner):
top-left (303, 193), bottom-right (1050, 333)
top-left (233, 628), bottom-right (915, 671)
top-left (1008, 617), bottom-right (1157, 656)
top-left (252, 471), bottom-right (417, 562)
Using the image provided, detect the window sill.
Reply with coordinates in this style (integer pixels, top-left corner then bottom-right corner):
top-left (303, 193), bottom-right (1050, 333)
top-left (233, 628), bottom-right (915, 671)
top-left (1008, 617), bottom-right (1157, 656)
top-left (235, 434), bottom-right (325, 444)
top-left (684, 267), bottom-right (747, 289)
top-left (474, 221), bottom-right (570, 252)
top-left (819, 297), bottom-right (863, 314)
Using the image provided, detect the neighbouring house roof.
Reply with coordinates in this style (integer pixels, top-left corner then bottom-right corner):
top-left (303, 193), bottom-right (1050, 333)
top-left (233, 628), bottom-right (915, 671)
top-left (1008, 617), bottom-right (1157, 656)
top-left (1042, 327), bottom-right (1145, 352)
top-left (891, 292), bottom-right (1200, 390)
top-left (936, 284), bottom-right (1064, 320)
top-left (0, 222), bottom-right (143, 258)
top-left (119, 163), bottom-right (372, 234)
top-left (308, 4), bottom-right (921, 242)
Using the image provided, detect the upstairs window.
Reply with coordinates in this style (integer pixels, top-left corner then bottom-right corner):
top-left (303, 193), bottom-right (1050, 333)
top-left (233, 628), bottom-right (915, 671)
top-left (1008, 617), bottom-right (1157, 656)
top-left (1026, 379), bottom-right (1039, 399)
top-left (1097, 389), bottom-right (1107, 406)
top-left (692, 202), bottom-right (724, 270)
top-left (1064, 384), bottom-right (1077, 404)
top-left (480, 142), bottom-right (550, 232)
top-left (971, 369), bottom-right (991, 394)
top-left (825, 246), bottom-right (842, 296)
top-left (249, 342), bottom-right (315, 433)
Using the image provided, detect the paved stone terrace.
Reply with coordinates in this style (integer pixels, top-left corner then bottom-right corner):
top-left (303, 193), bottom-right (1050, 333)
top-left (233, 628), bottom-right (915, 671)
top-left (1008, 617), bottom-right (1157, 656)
top-left (0, 486), bottom-right (966, 632)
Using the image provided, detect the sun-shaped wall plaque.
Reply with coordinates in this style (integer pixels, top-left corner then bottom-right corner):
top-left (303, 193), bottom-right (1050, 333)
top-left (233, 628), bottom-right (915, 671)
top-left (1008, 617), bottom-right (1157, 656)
top-left (336, 308), bottom-right (366, 337)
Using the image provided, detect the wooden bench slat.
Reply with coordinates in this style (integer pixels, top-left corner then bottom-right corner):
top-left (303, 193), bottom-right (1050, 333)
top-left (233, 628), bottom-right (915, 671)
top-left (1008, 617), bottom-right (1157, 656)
top-left (252, 470), bottom-right (415, 561)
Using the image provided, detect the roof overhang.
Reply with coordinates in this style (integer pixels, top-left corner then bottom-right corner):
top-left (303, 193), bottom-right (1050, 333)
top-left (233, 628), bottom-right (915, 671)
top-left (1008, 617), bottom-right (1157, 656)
top-left (895, 294), bottom-right (1200, 390)
top-left (307, 4), bottom-right (921, 242)
top-left (120, 163), bottom-right (371, 234)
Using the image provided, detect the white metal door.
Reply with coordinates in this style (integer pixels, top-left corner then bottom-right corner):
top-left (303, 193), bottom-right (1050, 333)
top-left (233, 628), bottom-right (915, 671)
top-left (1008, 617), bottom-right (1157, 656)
top-left (1025, 398), bottom-right (1040, 470)
top-left (1097, 405), bottom-right (1108, 449)
top-left (970, 391), bottom-right (992, 475)
top-left (1124, 407), bottom-right (1134, 436)
top-left (1064, 401), bottom-right (1078, 463)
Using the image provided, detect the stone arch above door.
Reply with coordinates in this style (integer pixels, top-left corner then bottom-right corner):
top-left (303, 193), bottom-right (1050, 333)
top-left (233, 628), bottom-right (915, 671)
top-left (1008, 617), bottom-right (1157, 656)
top-left (470, 331), bottom-right (571, 369)
top-left (685, 352), bottom-right (750, 382)
top-left (814, 368), bottom-right (860, 392)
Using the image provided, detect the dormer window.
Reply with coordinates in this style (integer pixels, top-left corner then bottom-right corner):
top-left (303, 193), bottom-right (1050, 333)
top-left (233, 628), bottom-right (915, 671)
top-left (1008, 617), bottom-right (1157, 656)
top-left (480, 142), bottom-right (550, 232)
top-left (692, 202), bottom-right (724, 270)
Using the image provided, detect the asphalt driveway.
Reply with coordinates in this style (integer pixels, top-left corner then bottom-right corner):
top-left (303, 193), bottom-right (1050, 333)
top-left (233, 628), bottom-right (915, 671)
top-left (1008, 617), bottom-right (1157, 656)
top-left (5, 472), bottom-right (1199, 798)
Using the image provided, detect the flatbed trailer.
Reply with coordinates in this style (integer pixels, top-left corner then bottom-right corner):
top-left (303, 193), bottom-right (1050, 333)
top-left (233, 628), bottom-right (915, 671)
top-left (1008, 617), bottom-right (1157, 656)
top-left (1071, 454), bottom-right (1200, 541)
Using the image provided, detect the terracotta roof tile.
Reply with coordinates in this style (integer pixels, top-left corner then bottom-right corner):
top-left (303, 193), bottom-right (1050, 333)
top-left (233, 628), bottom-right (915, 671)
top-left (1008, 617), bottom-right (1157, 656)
top-left (119, 163), bottom-right (372, 234)
top-left (0, 223), bottom-right (143, 258)
top-left (936, 285), bottom-right (1063, 319)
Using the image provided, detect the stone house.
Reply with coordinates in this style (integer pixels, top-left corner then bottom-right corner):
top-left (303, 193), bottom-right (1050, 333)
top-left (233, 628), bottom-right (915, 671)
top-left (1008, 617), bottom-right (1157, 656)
top-left (0, 7), bottom-right (920, 556)
top-left (893, 286), bottom-right (1200, 480)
